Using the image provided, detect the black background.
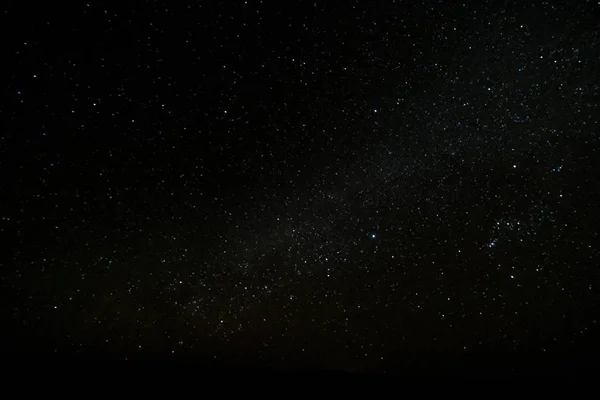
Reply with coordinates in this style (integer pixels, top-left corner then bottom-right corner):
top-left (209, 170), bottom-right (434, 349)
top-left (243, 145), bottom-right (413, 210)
top-left (2, 1), bottom-right (600, 376)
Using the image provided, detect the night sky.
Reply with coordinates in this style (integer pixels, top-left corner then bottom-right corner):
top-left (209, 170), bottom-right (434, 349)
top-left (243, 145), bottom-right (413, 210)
top-left (3, 1), bottom-right (600, 374)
